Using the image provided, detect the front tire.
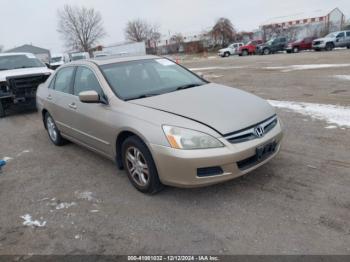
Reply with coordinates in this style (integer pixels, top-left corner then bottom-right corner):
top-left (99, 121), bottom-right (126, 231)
top-left (263, 48), bottom-right (270, 55)
top-left (325, 43), bottom-right (334, 51)
top-left (224, 52), bottom-right (230, 57)
top-left (242, 50), bottom-right (249, 56)
top-left (122, 136), bottom-right (163, 194)
top-left (293, 47), bottom-right (299, 53)
top-left (0, 100), bottom-right (5, 118)
top-left (45, 112), bottom-right (66, 146)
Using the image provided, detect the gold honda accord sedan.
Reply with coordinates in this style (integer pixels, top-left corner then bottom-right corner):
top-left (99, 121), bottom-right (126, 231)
top-left (36, 55), bottom-right (283, 194)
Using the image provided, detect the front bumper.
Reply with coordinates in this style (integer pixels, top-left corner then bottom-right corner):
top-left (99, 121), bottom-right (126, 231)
top-left (149, 121), bottom-right (283, 188)
top-left (312, 42), bottom-right (326, 49)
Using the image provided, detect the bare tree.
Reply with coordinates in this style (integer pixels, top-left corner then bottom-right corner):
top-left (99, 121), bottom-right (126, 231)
top-left (124, 19), bottom-right (160, 47)
top-left (211, 18), bottom-right (236, 47)
top-left (57, 5), bottom-right (106, 52)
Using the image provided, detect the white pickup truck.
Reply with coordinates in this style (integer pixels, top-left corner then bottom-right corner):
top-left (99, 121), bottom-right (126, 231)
top-left (0, 53), bottom-right (52, 117)
top-left (218, 42), bottom-right (244, 57)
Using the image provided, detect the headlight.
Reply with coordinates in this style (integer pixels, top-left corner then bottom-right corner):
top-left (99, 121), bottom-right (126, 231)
top-left (162, 125), bottom-right (224, 150)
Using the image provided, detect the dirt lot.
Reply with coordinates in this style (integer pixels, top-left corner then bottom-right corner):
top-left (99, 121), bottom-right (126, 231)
top-left (0, 50), bottom-right (349, 255)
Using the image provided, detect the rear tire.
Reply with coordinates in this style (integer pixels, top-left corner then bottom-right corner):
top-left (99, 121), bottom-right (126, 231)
top-left (44, 112), bottom-right (66, 146)
top-left (325, 43), bottom-right (334, 51)
top-left (122, 136), bottom-right (163, 194)
top-left (347, 46), bottom-right (350, 49)
top-left (0, 100), bottom-right (5, 118)
top-left (293, 47), bottom-right (299, 53)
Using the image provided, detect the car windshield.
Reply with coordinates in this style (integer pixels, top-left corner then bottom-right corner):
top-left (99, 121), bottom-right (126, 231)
top-left (0, 55), bottom-right (46, 70)
top-left (50, 57), bottom-right (62, 63)
top-left (325, 32), bottom-right (337, 38)
top-left (100, 58), bottom-right (206, 100)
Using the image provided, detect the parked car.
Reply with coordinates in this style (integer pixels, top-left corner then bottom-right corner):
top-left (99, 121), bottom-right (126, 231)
top-left (36, 55), bottom-right (283, 194)
top-left (256, 37), bottom-right (288, 55)
top-left (218, 43), bottom-right (244, 57)
top-left (313, 30), bottom-right (350, 51)
top-left (49, 54), bottom-right (69, 70)
top-left (0, 53), bottom-right (52, 117)
top-left (69, 52), bottom-right (90, 61)
top-left (238, 40), bottom-right (263, 56)
top-left (285, 37), bottom-right (316, 53)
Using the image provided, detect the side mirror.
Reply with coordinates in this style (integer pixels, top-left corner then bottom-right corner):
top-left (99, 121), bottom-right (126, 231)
top-left (79, 90), bottom-right (100, 103)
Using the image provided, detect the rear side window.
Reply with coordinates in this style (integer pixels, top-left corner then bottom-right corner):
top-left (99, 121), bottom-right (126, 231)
top-left (54, 67), bottom-right (75, 94)
top-left (346, 32), bottom-right (350, 37)
top-left (74, 67), bottom-right (103, 96)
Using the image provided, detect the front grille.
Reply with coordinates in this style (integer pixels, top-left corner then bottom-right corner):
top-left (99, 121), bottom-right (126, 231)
top-left (7, 74), bottom-right (49, 98)
top-left (224, 115), bottom-right (278, 144)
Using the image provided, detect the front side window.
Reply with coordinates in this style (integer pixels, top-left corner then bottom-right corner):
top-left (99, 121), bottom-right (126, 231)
top-left (0, 54), bottom-right (46, 70)
top-left (337, 32), bottom-right (345, 38)
top-left (74, 67), bottom-right (103, 96)
top-left (54, 67), bottom-right (75, 94)
top-left (347, 32), bottom-right (350, 37)
top-left (101, 59), bottom-right (205, 100)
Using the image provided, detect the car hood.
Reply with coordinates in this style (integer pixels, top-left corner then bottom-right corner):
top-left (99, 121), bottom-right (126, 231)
top-left (0, 67), bottom-right (53, 82)
top-left (314, 37), bottom-right (332, 42)
top-left (129, 83), bottom-right (275, 135)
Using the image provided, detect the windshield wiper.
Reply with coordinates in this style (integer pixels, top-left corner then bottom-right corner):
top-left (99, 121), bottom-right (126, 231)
top-left (176, 83), bottom-right (202, 91)
top-left (125, 93), bottom-right (160, 101)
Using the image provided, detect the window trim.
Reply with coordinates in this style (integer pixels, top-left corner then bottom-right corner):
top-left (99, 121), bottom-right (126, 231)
top-left (53, 66), bottom-right (77, 95)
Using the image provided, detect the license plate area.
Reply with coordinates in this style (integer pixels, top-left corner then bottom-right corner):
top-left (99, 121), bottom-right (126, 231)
top-left (256, 140), bottom-right (277, 161)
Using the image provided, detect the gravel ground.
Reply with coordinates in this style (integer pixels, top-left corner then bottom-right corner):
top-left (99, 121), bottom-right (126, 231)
top-left (0, 50), bottom-right (349, 255)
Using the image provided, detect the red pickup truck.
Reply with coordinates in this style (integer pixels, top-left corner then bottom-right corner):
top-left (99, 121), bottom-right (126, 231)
top-left (285, 37), bottom-right (316, 53)
top-left (238, 40), bottom-right (263, 56)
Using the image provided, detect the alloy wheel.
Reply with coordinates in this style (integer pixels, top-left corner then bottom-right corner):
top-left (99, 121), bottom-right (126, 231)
top-left (125, 146), bottom-right (149, 187)
top-left (47, 116), bottom-right (58, 142)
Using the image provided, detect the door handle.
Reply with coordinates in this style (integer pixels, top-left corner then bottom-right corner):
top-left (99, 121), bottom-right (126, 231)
top-left (47, 95), bottom-right (52, 100)
top-left (68, 103), bottom-right (77, 110)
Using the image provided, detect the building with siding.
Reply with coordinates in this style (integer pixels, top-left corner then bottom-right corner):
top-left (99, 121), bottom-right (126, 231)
top-left (260, 8), bottom-right (345, 41)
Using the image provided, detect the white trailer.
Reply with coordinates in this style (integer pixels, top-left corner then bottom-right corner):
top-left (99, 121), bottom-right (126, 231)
top-left (101, 42), bottom-right (146, 57)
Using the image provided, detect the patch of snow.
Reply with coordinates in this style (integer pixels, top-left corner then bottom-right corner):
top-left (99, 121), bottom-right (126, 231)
top-left (3, 157), bottom-right (13, 162)
top-left (334, 75), bottom-right (350, 81)
top-left (75, 191), bottom-right (99, 202)
top-left (75, 234), bottom-right (81, 239)
top-left (206, 74), bottom-right (224, 79)
top-left (16, 150), bottom-right (31, 157)
top-left (268, 100), bottom-right (350, 128)
top-left (189, 66), bottom-right (245, 71)
top-left (265, 64), bottom-right (350, 72)
top-left (21, 214), bottom-right (46, 228)
top-left (307, 165), bottom-right (317, 169)
top-left (90, 210), bottom-right (99, 213)
top-left (55, 202), bottom-right (77, 210)
top-left (325, 125), bottom-right (337, 129)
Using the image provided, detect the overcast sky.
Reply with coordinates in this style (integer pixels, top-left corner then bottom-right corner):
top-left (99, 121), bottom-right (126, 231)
top-left (1, 0), bottom-right (349, 53)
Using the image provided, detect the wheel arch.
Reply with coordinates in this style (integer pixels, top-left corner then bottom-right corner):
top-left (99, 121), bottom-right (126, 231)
top-left (42, 108), bottom-right (49, 129)
top-left (115, 129), bottom-right (150, 170)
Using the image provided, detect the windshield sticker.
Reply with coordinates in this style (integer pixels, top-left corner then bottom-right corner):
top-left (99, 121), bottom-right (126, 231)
top-left (156, 59), bottom-right (175, 66)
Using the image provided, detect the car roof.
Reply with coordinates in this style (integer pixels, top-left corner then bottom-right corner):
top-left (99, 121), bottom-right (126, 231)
top-left (70, 54), bottom-right (161, 66)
